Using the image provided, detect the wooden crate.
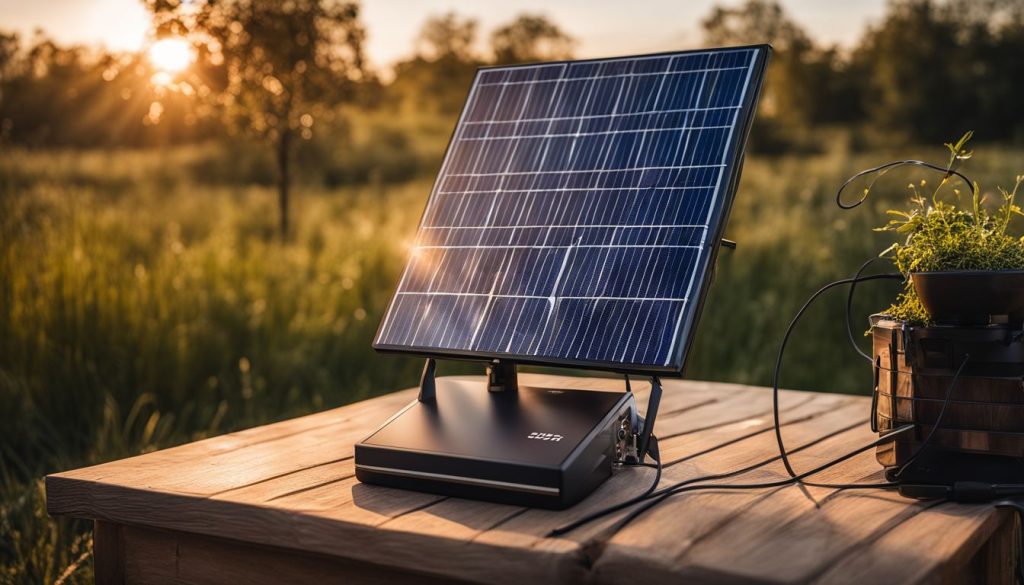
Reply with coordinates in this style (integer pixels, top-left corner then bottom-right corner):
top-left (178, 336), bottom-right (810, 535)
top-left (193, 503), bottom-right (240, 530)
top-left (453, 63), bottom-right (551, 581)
top-left (872, 317), bottom-right (1024, 467)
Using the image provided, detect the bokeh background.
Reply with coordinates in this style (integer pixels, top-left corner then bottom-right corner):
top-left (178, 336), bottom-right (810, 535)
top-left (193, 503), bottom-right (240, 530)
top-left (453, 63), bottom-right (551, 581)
top-left (3, 0), bottom-right (1024, 581)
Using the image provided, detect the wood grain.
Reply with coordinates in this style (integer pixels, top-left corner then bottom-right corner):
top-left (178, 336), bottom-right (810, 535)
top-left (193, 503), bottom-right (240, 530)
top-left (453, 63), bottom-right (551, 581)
top-left (116, 523), bottom-right (476, 585)
top-left (46, 375), bottom-right (1015, 584)
top-left (872, 318), bottom-right (1024, 463)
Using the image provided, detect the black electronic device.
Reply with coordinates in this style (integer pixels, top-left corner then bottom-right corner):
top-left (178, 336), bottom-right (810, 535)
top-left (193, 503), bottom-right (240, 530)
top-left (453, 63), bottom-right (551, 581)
top-left (355, 367), bottom-right (638, 508)
top-left (355, 45), bottom-right (770, 508)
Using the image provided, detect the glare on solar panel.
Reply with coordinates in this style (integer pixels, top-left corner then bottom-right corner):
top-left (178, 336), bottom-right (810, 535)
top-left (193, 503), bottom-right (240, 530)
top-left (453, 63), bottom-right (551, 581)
top-left (374, 45), bottom-right (771, 375)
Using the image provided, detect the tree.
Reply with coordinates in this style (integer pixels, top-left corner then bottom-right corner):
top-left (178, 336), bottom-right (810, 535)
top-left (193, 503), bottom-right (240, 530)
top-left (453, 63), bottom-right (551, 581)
top-left (0, 31), bottom-right (18, 138)
top-left (702, 0), bottom-right (844, 151)
top-left (416, 12), bottom-right (478, 62)
top-left (853, 0), bottom-right (1024, 143)
top-left (490, 14), bottom-right (574, 64)
top-left (0, 31), bottom-right (17, 85)
top-left (146, 0), bottom-right (367, 238)
top-left (387, 13), bottom-right (481, 117)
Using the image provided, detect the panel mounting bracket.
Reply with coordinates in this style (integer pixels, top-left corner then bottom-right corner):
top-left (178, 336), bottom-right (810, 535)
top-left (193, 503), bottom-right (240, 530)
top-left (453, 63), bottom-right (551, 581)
top-left (417, 358), bottom-right (520, 402)
top-left (637, 376), bottom-right (662, 463)
top-left (487, 359), bottom-right (518, 392)
top-left (418, 358), bottom-right (437, 403)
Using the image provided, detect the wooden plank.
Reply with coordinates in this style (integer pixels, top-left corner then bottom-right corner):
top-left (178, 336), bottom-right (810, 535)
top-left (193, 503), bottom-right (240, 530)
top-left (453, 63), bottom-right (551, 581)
top-left (48, 377), bottom-right (832, 585)
top-left (45, 374), bottom-right (698, 511)
top-left (587, 400), bottom-right (918, 583)
top-left (46, 388), bottom-right (419, 499)
top-left (48, 375), bottom-right (647, 498)
top-left (969, 515), bottom-right (1018, 585)
top-left (592, 426), bottom-right (916, 583)
top-left (46, 377), bottom-right (1011, 585)
top-left (358, 385), bottom-right (843, 584)
top-left (812, 503), bottom-right (1014, 584)
top-left (459, 401), bottom-right (871, 577)
top-left (116, 523), bottom-right (475, 585)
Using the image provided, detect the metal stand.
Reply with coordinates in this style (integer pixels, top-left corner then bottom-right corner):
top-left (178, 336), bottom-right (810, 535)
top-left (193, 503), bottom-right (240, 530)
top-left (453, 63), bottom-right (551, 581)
top-left (418, 358), bottom-right (519, 402)
top-left (487, 359), bottom-right (518, 392)
top-left (418, 358), bottom-right (437, 402)
top-left (418, 358), bottom-right (658, 463)
top-left (637, 376), bottom-right (662, 463)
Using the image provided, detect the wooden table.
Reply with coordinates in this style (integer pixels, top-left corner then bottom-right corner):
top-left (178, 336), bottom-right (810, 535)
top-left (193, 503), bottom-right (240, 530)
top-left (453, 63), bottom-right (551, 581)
top-left (46, 375), bottom-right (1018, 584)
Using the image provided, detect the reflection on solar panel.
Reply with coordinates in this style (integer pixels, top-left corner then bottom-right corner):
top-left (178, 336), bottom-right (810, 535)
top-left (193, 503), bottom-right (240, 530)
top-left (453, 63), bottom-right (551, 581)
top-left (374, 46), bottom-right (770, 374)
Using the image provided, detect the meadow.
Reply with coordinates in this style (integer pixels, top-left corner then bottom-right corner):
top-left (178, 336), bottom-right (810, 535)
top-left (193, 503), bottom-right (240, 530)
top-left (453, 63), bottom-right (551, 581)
top-left (2, 140), bottom-right (1023, 582)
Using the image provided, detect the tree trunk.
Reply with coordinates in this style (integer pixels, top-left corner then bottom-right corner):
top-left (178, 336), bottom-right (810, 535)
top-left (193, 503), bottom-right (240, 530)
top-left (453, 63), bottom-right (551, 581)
top-left (276, 128), bottom-right (292, 239)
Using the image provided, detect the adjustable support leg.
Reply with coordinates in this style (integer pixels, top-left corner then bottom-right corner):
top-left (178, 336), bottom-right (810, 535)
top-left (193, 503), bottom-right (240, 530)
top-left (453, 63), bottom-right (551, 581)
top-left (418, 358), bottom-right (437, 402)
top-left (637, 376), bottom-right (662, 463)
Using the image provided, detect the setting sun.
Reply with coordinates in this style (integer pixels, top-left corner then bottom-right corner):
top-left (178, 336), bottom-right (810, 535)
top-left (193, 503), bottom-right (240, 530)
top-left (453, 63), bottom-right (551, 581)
top-left (148, 37), bottom-right (193, 74)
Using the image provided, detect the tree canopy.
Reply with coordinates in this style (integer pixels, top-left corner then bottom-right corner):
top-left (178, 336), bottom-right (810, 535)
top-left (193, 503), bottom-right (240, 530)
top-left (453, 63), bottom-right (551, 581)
top-left (2, 1), bottom-right (1024, 157)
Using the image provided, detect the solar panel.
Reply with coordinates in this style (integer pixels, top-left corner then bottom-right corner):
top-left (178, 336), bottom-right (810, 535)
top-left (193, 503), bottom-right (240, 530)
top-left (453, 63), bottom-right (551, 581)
top-left (374, 45), bottom-right (770, 374)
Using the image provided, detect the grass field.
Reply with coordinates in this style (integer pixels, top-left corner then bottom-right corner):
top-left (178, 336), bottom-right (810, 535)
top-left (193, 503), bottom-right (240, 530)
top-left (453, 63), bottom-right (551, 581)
top-left (2, 141), bottom-right (1022, 582)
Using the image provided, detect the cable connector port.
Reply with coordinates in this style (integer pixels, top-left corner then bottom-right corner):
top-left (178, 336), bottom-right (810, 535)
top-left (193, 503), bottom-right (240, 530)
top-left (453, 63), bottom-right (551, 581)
top-left (615, 415), bottom-right (639, 464)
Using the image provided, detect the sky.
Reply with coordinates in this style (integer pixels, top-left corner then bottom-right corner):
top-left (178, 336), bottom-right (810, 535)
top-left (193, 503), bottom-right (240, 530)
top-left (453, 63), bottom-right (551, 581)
top-left (0, 0), bottom-right (889, 69)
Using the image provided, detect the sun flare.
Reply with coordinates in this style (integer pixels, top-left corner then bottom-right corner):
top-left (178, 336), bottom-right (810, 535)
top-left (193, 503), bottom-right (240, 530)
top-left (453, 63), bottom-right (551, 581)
top-left (148, 38), bottom-right (193, 74)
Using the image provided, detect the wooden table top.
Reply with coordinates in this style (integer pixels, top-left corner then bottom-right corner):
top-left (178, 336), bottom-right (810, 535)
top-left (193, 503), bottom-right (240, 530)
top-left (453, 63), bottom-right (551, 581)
top-left (46, 374), bottom-right (1012, 584)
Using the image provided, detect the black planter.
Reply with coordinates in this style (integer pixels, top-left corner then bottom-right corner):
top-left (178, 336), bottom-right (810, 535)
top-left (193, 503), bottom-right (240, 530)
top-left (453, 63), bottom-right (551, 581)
top-left (911, 269), bottom-right (1024, 324)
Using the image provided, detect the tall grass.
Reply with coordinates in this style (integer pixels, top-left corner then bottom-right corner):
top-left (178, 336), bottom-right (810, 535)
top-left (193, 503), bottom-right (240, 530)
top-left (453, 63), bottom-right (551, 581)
top-left (2, 142), bottom-right (1022, 582)
top-left (0, 148), bottom-right (429, 582)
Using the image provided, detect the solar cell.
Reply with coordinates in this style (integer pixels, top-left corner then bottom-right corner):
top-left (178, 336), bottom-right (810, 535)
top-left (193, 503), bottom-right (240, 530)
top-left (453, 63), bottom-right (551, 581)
top-left (374, 45), bottom-right (770, 374)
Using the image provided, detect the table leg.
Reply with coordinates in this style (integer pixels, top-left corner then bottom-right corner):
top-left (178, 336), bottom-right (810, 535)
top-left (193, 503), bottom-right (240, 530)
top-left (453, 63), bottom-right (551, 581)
top-left (93, 521), bottom-right (124, 585)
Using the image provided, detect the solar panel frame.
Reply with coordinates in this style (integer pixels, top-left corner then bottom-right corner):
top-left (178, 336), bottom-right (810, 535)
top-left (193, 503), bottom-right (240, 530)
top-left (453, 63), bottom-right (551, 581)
top-left (373, 44), bottom-right (772, 376)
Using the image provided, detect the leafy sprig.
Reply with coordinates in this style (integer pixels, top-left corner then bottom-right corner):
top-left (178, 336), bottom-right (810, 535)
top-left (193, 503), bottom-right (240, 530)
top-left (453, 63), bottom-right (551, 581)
top-left (871, 132), bottom-right (1024, 323)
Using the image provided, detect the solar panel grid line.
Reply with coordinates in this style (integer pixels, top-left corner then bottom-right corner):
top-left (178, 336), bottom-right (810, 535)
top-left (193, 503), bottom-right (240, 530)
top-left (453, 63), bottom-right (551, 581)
top-left (518, 62), bottom-right (615, 356)
top-left (473, 64), bottom-right (749, 87)
top-left (665, 50), bottom-right (758, 363)
top-left (374, 46), bottom-right (769, 373)
top-left (425, 67), bottom-right (521, 350)
top-left (606, 61), bottom-right (674, 364)
top-left (475, 64), bottom-right (571, 351)
top-left (464, 73), bottom-right (537, 349)
top-left (422, 223), bottom-right (706, 229)
top-left (395, 292), bottom-right (689, 302)
top-left (436, 186), bottom-right (715, 195)
top-left (414, 244), bottom-right (706, 252)
top-left (457, 124), bottom-right (734, 141)
top-left (444, 164), bottom-right (726, 178)
top-left (459, 105), bottom-right (743, 130)
top-left (626, 58), bottom-right (733, 363)
top-left (376, 60), bottom-right (491, 344)
top-left (555, 63), bottom-right (633, 359)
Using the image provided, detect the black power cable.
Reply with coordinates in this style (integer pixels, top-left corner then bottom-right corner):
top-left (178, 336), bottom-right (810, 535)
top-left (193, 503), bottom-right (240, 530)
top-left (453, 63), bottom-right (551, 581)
top-left (548, 424), bottom-right (912, 537)
top-left (549, 258), bottom-right (1019, 550)
top-left (604, 425), bottom-right (915, 535)
top-left (771, 272), bottom-right (903, 481)
top-left (834, 159), bottom-right (975, 210)
top-left (771, 271), bottom-right (970, 491)
top-left (548, 269), bottom-right (906, 537)
top-left (845, 256), bottom-right (884, 363)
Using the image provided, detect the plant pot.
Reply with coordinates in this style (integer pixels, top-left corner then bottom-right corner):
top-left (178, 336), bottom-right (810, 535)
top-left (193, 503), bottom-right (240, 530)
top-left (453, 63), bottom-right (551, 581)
top-left (911, 270), bottom-right (1024, 324)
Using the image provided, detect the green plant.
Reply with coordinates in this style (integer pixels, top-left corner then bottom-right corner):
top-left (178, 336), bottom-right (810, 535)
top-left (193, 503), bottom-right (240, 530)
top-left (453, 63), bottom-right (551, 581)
top-left (872, 132), bottom-right (1024, 323)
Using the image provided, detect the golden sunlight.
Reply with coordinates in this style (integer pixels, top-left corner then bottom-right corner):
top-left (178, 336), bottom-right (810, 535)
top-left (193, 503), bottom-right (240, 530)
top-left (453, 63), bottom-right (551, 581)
top-left (148, 38), bottom-right (193, 74)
